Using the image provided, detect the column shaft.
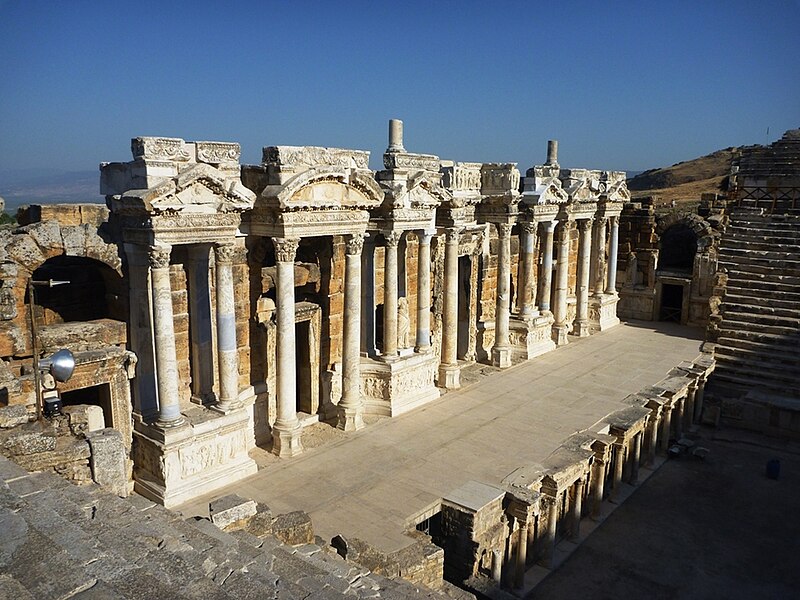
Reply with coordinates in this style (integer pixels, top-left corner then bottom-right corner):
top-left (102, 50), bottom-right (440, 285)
top-left (214, 243), bottom-right (239, 411)
top-left (630, 432), bottom-right (642, 484)
top-left (382, 231), bottom-right (401, 357)
top-left (514, 521), bottom-right (528, 589)
top-left (593, 217), bottom-right (608, 296)
top-left (150, 245), bottom-right (184, 427)
top-left (439, 228), bottom-right (461, 389)
top-left (187, 245), bottom-right (214, 404)
top-left (542, 498), bottom-right (558, 568)
top-left (552, 221), bottom-right (571, 345)
top-left (605, 216), bottom-right (619, 293)
top-left (492, 223), bottom-right (512, 368)
top-left (660, 407), bottom-right (673, 454)
top-left (694, 379), bottom-right (706, 422)
top-left (591, 459), bottom-right (606, 519)
top-left (415, 233), bottom-right (433, 352)
top-left (647, 415), bottom-right (660, 465)
top-left (519, 222), bottom-right (537, 316)
top-left (611, 443), bottom-right (624, 500)
top-left (273, 237), bottom-right (303, 457)
top-left (570, 479), bottom-right (585, 539)
top-left (538, 222), bottom-right (556, 312)
top-left (339, 235), bottom-right (365, 431)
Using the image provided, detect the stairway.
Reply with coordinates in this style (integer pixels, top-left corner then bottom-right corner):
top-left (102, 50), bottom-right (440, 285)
top-left (0, 455), bottom-right (455, 599)
top-left (711, 209), bottom-right (800, 404)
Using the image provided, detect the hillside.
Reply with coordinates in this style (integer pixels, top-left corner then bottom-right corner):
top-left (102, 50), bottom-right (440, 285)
top-left (627, 146), bottom-right (759, 204)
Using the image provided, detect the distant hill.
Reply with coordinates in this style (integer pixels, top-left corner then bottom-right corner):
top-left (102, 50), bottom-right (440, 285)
top-left (0, 170), bottom-right (101, 212)
top-left (627, 146), bottom-right (758, 204)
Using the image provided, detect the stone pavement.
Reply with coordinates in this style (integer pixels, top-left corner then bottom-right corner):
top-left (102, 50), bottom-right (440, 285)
top-left (179, 320), bottom-right (703, 555)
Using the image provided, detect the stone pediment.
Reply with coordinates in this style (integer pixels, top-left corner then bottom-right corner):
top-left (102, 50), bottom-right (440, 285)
top-left (260, 167), bottom-right (383, 211)
top-left (120, 163), bottom-right (255, 215)
top-left (522, 180), bottom-right (568, 205)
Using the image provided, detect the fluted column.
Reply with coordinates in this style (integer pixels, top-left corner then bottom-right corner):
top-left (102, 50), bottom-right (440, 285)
top-left (272, 237), bottom-right (303, 457)
top-left (570, 478), bottom-right (585, 539)
top-left (574, 218), bottom-right (593, 336)
top-left (593, 217), bottom-right (608, 297)
top-left (552, 221), bottom-right (571, 345)
top-left (605, 216), bottom-right (619, 293)
top-left (149, 244), bottom-right (184, 427)
top-left (213, 243), bottom-right (239, 412)
top-left (382, 231), bottom-right (401, 358)
top-left (538, 221), bottom-right (556, 312)
top-left (339, 234), bottom-right (365, 431)
top-left (492, 223), bottom-right (513, 368)
top-left (439, 228), bottom-right (462, 389)
top-left (415, 232), bottom-right (433, 352)
top-left (514, 520), bottom-right (529, 589)
top-left (518, 222), bottom-right (538, 317)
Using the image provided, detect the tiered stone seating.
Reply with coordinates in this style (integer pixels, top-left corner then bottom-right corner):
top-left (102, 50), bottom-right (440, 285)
top-left (0, 455), bottom-right (459, 599)
top-left (712, 210), bottom-right (800, 400)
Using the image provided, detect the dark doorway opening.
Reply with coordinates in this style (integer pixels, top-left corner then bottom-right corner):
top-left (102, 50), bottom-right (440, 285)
top-left (457, 255), bottom-right (471, 360)
top-left (61, 384), bottom-right (112, 428)
top-left (660, 284), bottom-right (684, 322)
top-left (660, 225), bottom-right (697, 272)
top-left (295, 321), bottom-right (313, 414)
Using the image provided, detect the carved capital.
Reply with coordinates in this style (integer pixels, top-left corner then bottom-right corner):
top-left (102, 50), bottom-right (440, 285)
top-left (496, 223), bottom-right (513, 238)
top-left (557, 221), bottom-right (572, 242)
top-left (148, 244), bottom-right (172, 269)
top-left (520, 221), bottom-right (537, 235)
top-left (214, 243), bottom-right (237, 264)
top-left (595, 216), bottom-right (608, 230)
top-left (445, 227), bottom-right (462, 243)
top-left (273, 237), bottom-right (300, 263)
top-left (383, 231), bottom-right (403, 248)
top-left (578, 217), bottom-right (594, 232)
top-left (345, 233), bottom-right (366, 256)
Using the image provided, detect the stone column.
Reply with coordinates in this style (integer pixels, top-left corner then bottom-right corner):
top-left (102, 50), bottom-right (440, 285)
top-left (591, 457), bottom-right (606, 520)
top-left (593, 217), bottom-right (608, 296)
top-left (660, 406), bottom-right (673, 454)
top-left (541, 497), bottom-right (558, 568)
top-left (149, 245), bottom-right (184, 427)
top-left (538, 221), bottom-right (556, 312)
top-left (339, 234), bottom-right (365, 431)
top-left (647, 414), bottom-right (660, 465)
top-left (674, 397), bottom-right (685, 439)
top-left (685, 383), bottom-right (697, 429)
top-left (611, 443), bottom-right (624, 501)
top-left (415, 232), bottom-right (433, 352)
top-left (382, 231), bottom-right (402, 358)
top-left (213, 243), bottom-right (239, 412)
top-left (492, 223), bottom-right (513, 368)
top-left (514, 520), bottom-right (528, 589)
top-left (439, 228), bottom-right (461, 389)
top-left (272, 237), bottom-right (303, 457)
top-left (491, 549), bottom-right (503, 582)
top-left (552, 221), bottom-right (571, 345)
top-left (694, 378), bottom-right (706, 422)
top-left (570, 478), bottom-right (585, 540)
top-left (518, 222), bottom-right (538, 317)
top-left (574, 218), bottom-right (593, 336)
top-left (630, 433), bottom-right (642, 484)
top-left (605, 216), bottom-right (619, 294)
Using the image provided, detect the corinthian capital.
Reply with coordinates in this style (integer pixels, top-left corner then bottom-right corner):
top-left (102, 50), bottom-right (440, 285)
top-left (345, 233), bottom-right (366, 256)
top-left (148, 244), bottom-right (172, 269)
top-left (273, 237), bottom-right (300, 263)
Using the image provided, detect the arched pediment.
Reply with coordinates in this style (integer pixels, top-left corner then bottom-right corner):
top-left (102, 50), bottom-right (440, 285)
top-left (266, 167), bottom-right (383, 211)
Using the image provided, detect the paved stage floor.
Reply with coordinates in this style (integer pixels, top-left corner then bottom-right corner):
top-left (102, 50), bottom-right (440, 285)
top-left (178, 320), bottom-right (704, 554)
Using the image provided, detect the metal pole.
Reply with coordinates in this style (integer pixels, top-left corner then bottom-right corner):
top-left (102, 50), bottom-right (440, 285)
top-left (28, 280), bottom-right (42, 421)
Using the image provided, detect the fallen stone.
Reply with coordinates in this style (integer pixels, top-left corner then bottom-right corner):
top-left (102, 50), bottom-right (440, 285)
top-left (1, 422), bottom-right (57, 455)
top-left (63, 405), bottom-right (105, 436)
top-left (209, 494), bottom-right (257, 531)
top-left (0, 405), bottom-right (29, 429)
top-left (243, 502), bottom-right (273, 538)
top-left (86, 428), bottom-right (128, 497)
top-left (271, 511), bottom-right (314, 546)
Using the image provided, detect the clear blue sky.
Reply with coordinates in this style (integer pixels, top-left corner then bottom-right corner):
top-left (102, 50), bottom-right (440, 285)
top-left (1, 0), bottom-right (798, 176)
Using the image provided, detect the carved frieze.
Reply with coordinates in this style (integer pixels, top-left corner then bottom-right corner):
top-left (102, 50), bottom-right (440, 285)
top-left (132, 137), bottom-right (191, 162)
top-left (384, 152), bottom-right (440, 172)
top-left (263, 146), bottom-right (370, 170)
top-left (178, 430), bottom-right (247, 478)
top-left (196, 141), bottom-right (241, 164)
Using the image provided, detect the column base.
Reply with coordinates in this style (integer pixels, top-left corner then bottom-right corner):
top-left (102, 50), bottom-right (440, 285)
top-left (337, 406), bottom-right (365, 431)
top-left (155, 415), bottom-right (187, 429)
top-left (509, 314), bottom-right (556, 361)
top-left (361, 353), bottom-right (441, 416)
top-left (589, 293), bottom-right (621, 333)
top-left (552, 324), bottom-right (570, 346)
top-left (272, 422), bottom-right (304, 458)
top-left (572, 319), bottom-right (592, 337)
top-left (438, 363), bottom-right (461, 390)
top-left (491, 346), bottom-right (512, 369)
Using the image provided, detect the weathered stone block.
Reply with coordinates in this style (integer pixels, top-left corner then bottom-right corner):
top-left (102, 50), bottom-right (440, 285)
top-left (209, 494), bottom-right (257, 531)
top-left (243, 502), bottom-right (273, 538)
top-left (0, 405), bottom-right (29, 429)
top-left (63, 404), bottom-right (105, 436)
top-left (12, 437), bottom-right (90, 472)
top-left (1, 422), bottom-right (57, 455)
top-left (86, 428), bottom-right (128, 497)
top-left (271, 510), bottom-right (314, 546)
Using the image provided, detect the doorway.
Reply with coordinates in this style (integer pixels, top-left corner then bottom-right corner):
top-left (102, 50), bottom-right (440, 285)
top-left (659, 284), bottom-right (684, 322)
top-left (61, 384), bottom-right (113, 428)
top-left (295, 320), bottom-right (313, 414)
top-left (457, 256), bottom-right (471, 359)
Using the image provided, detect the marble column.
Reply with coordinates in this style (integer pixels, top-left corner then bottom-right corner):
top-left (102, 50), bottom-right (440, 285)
top-left (685, 383), bottom-right (697, 429)
top-left (491, 549), bottom-right (503, 582)
top-left (605, 216), bottom-right (619, 294)
top-left (415, 232), bottom-right (433, 353)
top-left (492, 223), bottom-right (513, 368)
top-left (514, 520), bottom-right (528, 589)
top-left (574, 218), bottom-right (593, 336)
top-left (630, 432), bottom-right (642, 484)
top-left (439, 227), bottom-right (461, 389)
top-left (538, 221), bottom-right (556, 312)
top-left (339, 234), bottom-right (365, 431)
top-left (611, 443), bottom-right (625, 501)
top-left (591, 457), bottom-right (606, 520)
top-left (382, 231), bottom-right (402, 358)
top-left (647, 414), bottom-right (660, 465)
top-left (149, 244), bottom-right (184, 427)
top-left (552, 221), bottom-right (571, 345)
top-left (213, 243), bottom-right (239, 412)
top-left (518, 222), bottom-right (538, 317)
top-left (694, 378), bottom-right (706, 422)
top-left (570, 478), bottom-right (585, 539)
top-left (674, 397), bottom-right (685, 439)
top-left (593, 217), bottom-right (608, 296)
top-left (272, 237), bottom-right (303, 457)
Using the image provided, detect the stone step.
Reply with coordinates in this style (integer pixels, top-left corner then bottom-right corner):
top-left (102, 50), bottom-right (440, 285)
top-left (718, 318), bottom-right (799, 336)
top-left (716, 334), bottom-right (799, 353)
top-left (718, 259), bottom-right (800, 278)
top-left (710, 369), bottom-right (800, 394)
top-left (724, 269), bottom-right (800, 287)
top-left (722, 237), bottom-right (800, 251)
top-left (714, 345), bottom-right (800, 371)
top-left (718, 247), bottom-right (800, 263)
top-left (725, 282), bottom-right (800, 299)
top-left (722, 300), bottom-right (800, 319)
top-left (716, 328), bottom-right (800, 348)
top-left (714, 360), bottom-right (800, 389)
top-left (720, 309), bottom-right (800, 329)
top-left (722, 291), bottom-right (800, 310)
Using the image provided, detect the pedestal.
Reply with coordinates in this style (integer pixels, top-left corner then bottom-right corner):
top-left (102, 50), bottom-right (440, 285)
top-left (361, 352), bottom-right (441, 416)
top-left (589, 293), bottom-right (621, 333)
top-left (509, 313), bottom-right (556, 361)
